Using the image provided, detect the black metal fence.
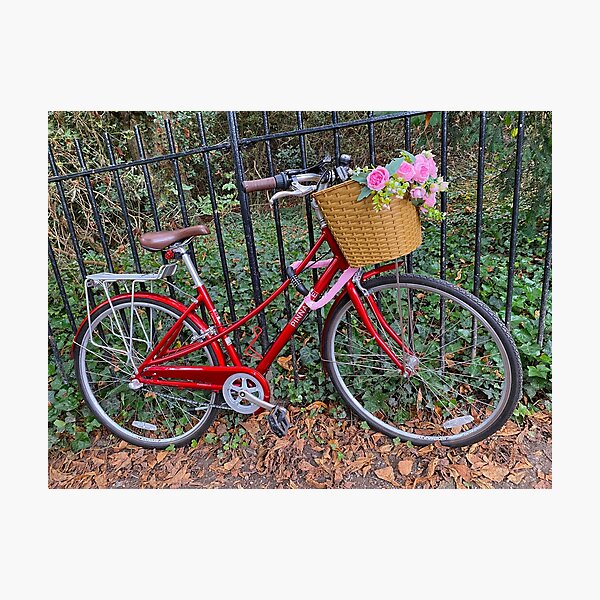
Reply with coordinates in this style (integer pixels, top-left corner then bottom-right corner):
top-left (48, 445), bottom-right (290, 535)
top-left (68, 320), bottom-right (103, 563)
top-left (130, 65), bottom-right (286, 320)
top-left (48, 111), bottom-right (552, 384)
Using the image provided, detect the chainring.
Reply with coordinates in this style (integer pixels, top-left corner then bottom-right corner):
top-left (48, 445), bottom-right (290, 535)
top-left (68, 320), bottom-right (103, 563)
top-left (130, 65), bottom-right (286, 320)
top-left (222, 373), bottom-right (266, 414)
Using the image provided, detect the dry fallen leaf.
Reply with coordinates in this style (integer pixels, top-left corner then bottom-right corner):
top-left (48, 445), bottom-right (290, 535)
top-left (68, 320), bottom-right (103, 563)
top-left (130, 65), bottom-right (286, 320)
top-left (397, 460), bottom-right (414, 476)
top-left (507, 472), bottom-right (526, 485)
top-left (298, 460), bottom-right (314, 472)
top-left (375, 466), bottom-right (397, 485)
top-left (243, 419), bottom-right (260, 437)
top-left (347, 456), bottom-right (372, 474)
top-left (450, 463), bottom-right (472, 482)
top-left (277, 355), bottom-right (293, 371)
top-left (514, 459), bottom-right (533, 471)
top-left (479, 465), bottom-right (509, 483)
top-left (466, 453), bottom-right (485, 469)
top-left (306, 474), bottom-right (327, 489)
top-left (534, 480), bottom-right (551, 489)
top-left (425, 458), bottom-right (439, 478)
top-left (222, 457), bottom-right (241, 472)
top-left (496, 421), bottom-right (521, 437)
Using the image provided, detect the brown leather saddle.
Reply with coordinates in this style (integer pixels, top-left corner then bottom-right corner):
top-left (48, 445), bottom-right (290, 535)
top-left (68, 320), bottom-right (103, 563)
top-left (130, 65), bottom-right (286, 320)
top-left (139, 224), bottom-right (210, 251)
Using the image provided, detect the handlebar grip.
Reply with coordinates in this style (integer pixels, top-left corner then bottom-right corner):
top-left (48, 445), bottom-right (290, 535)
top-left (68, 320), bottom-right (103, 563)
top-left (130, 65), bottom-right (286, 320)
top-left (242, 177), bottom-right (277, 193)
top-left (242, 172), bottom-right (289, 193)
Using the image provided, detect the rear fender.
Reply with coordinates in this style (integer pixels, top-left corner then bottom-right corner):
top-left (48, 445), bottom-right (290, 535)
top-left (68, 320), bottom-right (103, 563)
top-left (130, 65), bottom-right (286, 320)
top-left (70, 292), bottom-right (226, 365)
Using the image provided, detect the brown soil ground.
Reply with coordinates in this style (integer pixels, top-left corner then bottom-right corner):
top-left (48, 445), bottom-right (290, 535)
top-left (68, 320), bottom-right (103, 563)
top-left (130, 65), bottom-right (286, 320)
top-left (48, 405), bottom-right (551, 490)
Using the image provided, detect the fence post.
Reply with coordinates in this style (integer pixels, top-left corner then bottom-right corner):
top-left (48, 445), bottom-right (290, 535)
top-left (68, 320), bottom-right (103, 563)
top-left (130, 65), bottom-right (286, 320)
top-left (537, 207), bottom-right (552, 346)
top-left (226, 111), bottom-right (270, 351)
top-left (505, 111), bottom-right (526, 328)
top-left (48, 322), bottom-right (68, 384)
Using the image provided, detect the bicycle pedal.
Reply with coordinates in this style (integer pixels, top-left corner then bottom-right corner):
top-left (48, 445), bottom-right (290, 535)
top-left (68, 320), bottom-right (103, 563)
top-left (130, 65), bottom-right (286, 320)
top-left (267, 406), bottom-right (290, 438)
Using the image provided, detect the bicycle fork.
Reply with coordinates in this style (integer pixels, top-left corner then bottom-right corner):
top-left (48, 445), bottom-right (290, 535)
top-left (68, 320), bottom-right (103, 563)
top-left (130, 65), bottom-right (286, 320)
top-left (345, 280), bottom-right (419, 377)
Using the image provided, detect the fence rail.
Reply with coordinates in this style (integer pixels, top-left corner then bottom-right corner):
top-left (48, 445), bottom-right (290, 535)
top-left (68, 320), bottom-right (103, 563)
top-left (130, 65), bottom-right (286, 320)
top-left (48, 110), bottom-right (552, 383)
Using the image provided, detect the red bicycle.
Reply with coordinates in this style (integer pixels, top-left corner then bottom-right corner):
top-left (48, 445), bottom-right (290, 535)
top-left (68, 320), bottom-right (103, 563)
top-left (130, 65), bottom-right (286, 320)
top-left (73, 155), bottom-right (522, 449)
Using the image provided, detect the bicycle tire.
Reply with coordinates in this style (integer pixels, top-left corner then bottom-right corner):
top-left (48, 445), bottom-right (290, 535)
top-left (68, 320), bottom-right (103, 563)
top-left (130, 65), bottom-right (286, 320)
top-left (322, 274), bottom-right (523, 447)
top-left (74, 296), bottom-right (221, 449)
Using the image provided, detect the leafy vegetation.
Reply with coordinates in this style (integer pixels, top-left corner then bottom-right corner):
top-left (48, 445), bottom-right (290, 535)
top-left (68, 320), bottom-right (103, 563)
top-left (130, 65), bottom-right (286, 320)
top-left (48, 111), bottom-right (551, 450)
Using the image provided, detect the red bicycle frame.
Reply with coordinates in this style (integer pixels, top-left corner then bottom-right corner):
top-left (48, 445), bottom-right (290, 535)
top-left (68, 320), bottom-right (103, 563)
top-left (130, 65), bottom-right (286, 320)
top-left (106, 226), bottom-right (414, 393)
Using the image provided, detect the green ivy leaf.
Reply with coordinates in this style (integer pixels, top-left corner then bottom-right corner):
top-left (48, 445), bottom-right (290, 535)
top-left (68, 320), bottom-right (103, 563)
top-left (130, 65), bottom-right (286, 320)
top-left (527, 365), bottom-right (550, 379)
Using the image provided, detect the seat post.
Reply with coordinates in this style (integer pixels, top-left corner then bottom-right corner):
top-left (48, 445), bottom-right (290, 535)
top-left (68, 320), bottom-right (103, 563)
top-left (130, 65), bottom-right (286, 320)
top-left (175, 246), bottom-right (203, 288)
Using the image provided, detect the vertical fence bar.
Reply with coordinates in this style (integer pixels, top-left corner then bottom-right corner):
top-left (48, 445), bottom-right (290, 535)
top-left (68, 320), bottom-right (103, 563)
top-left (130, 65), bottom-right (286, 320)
top-left (196, 112), bottom-right (241, 354)
top-left (48, 144), bottom-right (88, 280)
top-left (404, 116), bottom-right (412, 153)
top-left (164, 118), bottom-right (198, 267)
top-left (504, 111), bottom-right (526, 328)
top-left (472, 111), bottom-right (487, 298)
top-left (367, 111), bottom-right (376, 164)
top-left (264, 112), bottom-right (299, 383)
top-left (48, 241), bottom-right (77, 332)
top-left (73, 139), bottom-right (124, 299)
top-left (48, 322), bottom-right (68, 384)
top-left (537, 207), bottom-right (552, 346)
top-left (297, 111), bottom-right (323, 341)
top-left (226, 111), bottom-right (270, 351)
top-left (133, 125), bottom-right (177, 300)
top-left (470, 112), bottom-right (487, 357)
top-left (439, 112), bottom-right (449, 281)
top-left (74, 139), bottom-right (115, 273)
top-left (404, 116), bottom-right (414, 273)
top-left (439, 112), bottom-right (449, 370)
top-left (331, 111), bottom-right (341, 165)
top-left (48, 143), bottom-right (102, 329)
top-left (103, 132), bottom-right (143, 273)
top-left (134, 126), bottom-right (163, 233)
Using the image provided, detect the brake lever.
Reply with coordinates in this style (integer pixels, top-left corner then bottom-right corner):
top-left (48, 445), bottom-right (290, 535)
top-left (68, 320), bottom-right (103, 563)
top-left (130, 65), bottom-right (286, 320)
top-left (268, 181), bottom-right (317, 207)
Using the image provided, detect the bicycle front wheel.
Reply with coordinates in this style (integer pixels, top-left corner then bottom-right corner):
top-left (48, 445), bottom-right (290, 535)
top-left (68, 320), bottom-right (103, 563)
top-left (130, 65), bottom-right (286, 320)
top-left (323, 274), bottom-right (522, 447)
top-left (74, 296), bottom-right (221, 449)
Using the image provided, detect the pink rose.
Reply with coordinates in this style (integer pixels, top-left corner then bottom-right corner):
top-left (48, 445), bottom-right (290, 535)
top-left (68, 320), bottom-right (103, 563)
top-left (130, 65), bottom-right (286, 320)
top-left (396, 161), bottom-right (415, 182)
top-left (439, 181), bottom-right (449, 192)
top-left (429, 182), bottom-right (439, 193)
top-left (426, 157), bottom-right (438, 178)
top-left (366, 166), bottom-right (390, 191)
top-left (410, 186), bottom-right (425, 199)
top-left (413, 155), bottom-right (430, 184)
top-left (424, 193), bottom-right (436, 208)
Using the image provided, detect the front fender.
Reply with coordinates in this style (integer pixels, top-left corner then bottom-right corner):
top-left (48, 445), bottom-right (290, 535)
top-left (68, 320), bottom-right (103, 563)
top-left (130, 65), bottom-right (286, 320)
top-left (70, 292), bottom-right (226, 365)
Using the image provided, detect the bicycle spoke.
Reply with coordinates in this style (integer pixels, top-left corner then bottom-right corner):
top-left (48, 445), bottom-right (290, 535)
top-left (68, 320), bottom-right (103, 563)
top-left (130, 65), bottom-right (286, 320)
top-left (78, 298), bottom-right (218, 446)
top-left (326, 276), bottom-right (516, 444)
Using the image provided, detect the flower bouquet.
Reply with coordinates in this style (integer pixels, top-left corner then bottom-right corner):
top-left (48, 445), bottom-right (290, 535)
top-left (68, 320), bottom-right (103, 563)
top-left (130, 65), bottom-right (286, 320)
top-left (351, 150), bottom-right (449, 221)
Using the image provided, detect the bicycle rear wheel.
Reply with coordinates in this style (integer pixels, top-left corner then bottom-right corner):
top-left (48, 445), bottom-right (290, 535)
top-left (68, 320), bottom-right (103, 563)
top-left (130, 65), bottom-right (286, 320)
top-left (74, 296), bottom-right (221, 449)
top-left (323, 274), bottom-right (522, 447)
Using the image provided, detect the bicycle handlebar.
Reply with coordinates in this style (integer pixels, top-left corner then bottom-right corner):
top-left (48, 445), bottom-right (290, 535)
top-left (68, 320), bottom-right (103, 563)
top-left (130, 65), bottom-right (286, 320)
top-left (242, 173), bottom-right (289, 193)
top-left (242, 154), bottom-right (336, 194)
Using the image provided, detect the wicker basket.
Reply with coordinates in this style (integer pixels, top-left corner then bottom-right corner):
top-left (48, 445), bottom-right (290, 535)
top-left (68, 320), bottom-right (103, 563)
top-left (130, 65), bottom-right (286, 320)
top-left (312, 180), bottom-right (422, 267)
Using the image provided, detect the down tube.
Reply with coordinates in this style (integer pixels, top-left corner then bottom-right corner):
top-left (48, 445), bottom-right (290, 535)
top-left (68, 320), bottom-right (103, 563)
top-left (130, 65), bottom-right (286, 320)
top-left (256, 257), bottom-right (344, 373)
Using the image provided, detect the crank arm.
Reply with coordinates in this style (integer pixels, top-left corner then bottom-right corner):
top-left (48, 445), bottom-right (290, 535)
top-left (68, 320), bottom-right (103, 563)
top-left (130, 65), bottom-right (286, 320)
top-left (238, 390), bottom-right (276, 411)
